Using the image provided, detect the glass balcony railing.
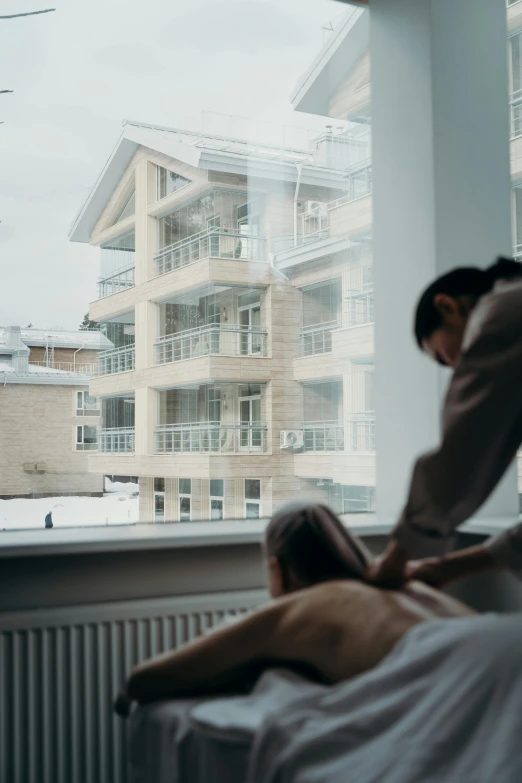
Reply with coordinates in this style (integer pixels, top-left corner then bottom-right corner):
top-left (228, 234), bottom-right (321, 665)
top-left (300, 320), bottom-right (340, 356)
top-left (98, 427), bottom-right (135, 453)
top-left (98, 345), bottom-right (135, 376)
top-left (155, 325), bottom-right (267, 363)
top-left (98, 265), bottom-right (135, 299)
top-left (155, 422), bottom-right (267, 454)
top-left (154, 229), bottom-right (265, 276)
top-left (302, 421), bottom-right (345, 452)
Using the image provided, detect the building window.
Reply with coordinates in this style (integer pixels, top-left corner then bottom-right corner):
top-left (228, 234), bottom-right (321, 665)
top-left (114, 189), bottom-right (135, 224)
top-left (76, 425), bottom-right (97, 451)
top-left (210, 479), bottom-right (224, 520)
top-left (329, 484), bottom-right (375, 514)
top-left (245, 479), bottom-right (261, 518)
top-left (76, 391), bottom-right (99, 416)
top-left (179, 478), bottom-right (191, 522)
top-left (157, 166), bottom-right (191, 200)
top-left (154, 477), bottom-right (165, 523)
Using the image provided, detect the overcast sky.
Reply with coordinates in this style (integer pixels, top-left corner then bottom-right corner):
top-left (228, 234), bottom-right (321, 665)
top-left (0, 0), bottom-right (341, 329)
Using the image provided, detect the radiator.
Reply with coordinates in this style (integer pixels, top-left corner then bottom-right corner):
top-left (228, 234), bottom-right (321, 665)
top-left (0, 589), bottom-right (266, 783)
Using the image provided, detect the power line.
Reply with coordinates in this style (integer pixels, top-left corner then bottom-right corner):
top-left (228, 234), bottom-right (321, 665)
top-left (0, 9), bottom-right (56, 19)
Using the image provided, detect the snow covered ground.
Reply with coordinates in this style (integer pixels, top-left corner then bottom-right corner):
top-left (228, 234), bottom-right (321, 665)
top-left (0, 478), bottom-right (139, 531)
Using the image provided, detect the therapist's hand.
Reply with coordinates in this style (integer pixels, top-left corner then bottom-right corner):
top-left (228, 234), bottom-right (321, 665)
top-left (366, 540), bottom-right (410, 588)
top-left (407, 545), bottom-right (500, 588)
top-left (406, 557), bottom-right (454, 588)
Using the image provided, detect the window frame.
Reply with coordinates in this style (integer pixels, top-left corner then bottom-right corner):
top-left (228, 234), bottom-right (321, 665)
top-left (75, 424), bottom-right (97, 451)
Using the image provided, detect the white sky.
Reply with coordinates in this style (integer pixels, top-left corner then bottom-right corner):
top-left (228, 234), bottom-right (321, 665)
top-left (0, 0), bottom-right (342, 329)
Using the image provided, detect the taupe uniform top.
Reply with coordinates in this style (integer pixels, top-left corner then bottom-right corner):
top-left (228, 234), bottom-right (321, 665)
top-left (394, 277), bottom-right (522, 574)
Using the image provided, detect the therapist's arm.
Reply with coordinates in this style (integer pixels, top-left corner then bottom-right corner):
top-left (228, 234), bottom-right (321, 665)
top-left (393, 305), bottom-right (522, 571)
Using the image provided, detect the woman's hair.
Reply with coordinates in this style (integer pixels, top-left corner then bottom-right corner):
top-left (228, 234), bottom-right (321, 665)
top-left (265, 502), bottom-right (370, 589)
top-left (414, 256), bottom-right (522, 348)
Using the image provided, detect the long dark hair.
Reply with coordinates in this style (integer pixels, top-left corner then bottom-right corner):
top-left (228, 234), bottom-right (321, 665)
top-left (265, 502), bottom-right (370, 589)
top-left (414, 256), bottom-right (522, 348)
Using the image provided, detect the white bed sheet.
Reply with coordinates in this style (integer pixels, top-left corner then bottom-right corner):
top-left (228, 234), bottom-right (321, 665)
top-left (129, 613), bottom-right (522, 783)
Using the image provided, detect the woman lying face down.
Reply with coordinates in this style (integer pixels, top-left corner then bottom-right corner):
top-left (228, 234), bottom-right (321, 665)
top-left (115, 503), bottom-right (473, 716)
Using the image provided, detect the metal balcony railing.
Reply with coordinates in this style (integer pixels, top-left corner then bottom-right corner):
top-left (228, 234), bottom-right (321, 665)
top-left (346, 414), bottom-right (375, 453)
top-left (327, 162), bottom-right (373, 209)
top-left (98, 427), bottom-right (135, 453)
top-left (155, 422), bottom-right (267, 454)
top-left (300, 321), bottom-right (340, 356)
top-left (98, 265), bottom-right (135, 299)
top-left (510, 91), bottom-right (522, 138)
top-left (154, 229), bottom-right (265, 276)
top-left (30, 361), bottom-right (98, 376)
top-left (75, 442), bottom-right (98, 451)
top-left (155, 325), bottom-right (268, 364)
top-left (345, 284), bottom-right (374, 327)
top-left (98, 345), bottom-right (135, 376)
top-left (302, 421), bottom-right (345, 452)
top-left (514, 244), bottom-right (522, 260)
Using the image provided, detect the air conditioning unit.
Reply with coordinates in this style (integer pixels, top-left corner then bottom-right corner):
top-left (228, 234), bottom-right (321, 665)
top-left (280, 430), bottom-right (304, 449)
top-left (305, 200), bottom-right (328, 217)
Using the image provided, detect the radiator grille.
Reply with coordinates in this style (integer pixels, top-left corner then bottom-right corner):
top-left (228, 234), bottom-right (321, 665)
top-left (0, 590), bottom-right (266, 783)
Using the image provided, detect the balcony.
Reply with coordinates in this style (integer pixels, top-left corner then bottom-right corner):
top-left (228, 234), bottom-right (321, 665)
top-left (155, 324), bottom-right (268, 364)
top-left (155, 422), bottom-right (268, 454)
top-left (300, 321), bottom-right (340, 357)
top-left (98, 427), bottom-right (135, 453)
top-left (327, 161), bottom-right (372, 209)
top-left (98, 265), bottom-right (135, 299)
top-left (345, 284), bottom-right (374, 327)
top-left (98, 345), bottom-right (135, 376)
top-left (154, 229), bottom-right (265, 277)
top-left (346, 414), bottom-right (375, 453)
top-left (510, 91), bottom-right (522, 139)
top-left (302, 421), bottom-right (345, 452)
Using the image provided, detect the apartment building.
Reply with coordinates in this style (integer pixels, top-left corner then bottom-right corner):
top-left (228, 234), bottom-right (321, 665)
top-left (0, 326), bottom-right (110, 498)
top-left (288, 3), bottom-right (522, 504)
top-left (68, 114), bottom-right (377, 521)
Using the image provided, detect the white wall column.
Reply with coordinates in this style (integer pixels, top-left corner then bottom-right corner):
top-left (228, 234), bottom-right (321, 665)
top-left (371, 0), bottom-right (518, 525)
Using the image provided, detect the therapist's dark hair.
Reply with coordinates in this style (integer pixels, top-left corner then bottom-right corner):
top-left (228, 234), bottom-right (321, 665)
top-left (414, 256), bottom-right (522, 348)
top-left (265, 502), bottom-right (370, 589)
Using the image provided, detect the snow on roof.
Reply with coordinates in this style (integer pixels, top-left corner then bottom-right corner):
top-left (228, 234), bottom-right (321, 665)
top-left (0, 327), bottom-right (111, 350)
top-left (0, 361), bottom-right (90, 385)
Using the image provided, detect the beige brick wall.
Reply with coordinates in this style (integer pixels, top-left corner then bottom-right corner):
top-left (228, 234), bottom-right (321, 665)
top-left (28, 347), bottom-right (99, 366)
top-left (0, 383), bottom-right (103, 497)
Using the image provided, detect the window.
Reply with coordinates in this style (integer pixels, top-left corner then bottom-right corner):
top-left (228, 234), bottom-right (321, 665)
top-left (76, 391), bottom-right (99, 416)
top-left (238, 291), bottom-right (262, 355)
top-left (114, 189), bottom-right (135, 224)
top-left (154, 477), bottom-right (165, 523)
top-left (157, 167), bottom-right (191, 200)
top-left (509, 32), bottom-right (522, 96)
top-left (245, 479), bottom-right (261, 518)
top-left (76, 425), bottom-right (97, 451)
top-left (179, 478), bottom-right (191, 521)
top-left (210, 479), bottom-right (224, 520)
top-left (328, 484), bottom-right (375, 514)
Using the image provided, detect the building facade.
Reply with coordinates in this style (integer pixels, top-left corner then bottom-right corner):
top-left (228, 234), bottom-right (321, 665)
top-left (0, 326), bottom-right (109, 498)
top-left (68, 4), bottom-right (522, 522)
top-left (69, 114), bottom-right (376, 521)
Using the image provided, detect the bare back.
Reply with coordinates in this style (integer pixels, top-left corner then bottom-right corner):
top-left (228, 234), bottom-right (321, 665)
top-left (275, 580), bottom-right (474, 684)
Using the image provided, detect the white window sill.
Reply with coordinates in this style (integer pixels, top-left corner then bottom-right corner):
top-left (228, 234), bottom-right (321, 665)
top-left (0, 514), bottom-right (518, 558)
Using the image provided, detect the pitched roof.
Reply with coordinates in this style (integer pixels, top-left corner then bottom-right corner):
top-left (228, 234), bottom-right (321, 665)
top-left (290, 7), bottom-right (369, 116)
top-left (69, 120), bottom-right (352, 244)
